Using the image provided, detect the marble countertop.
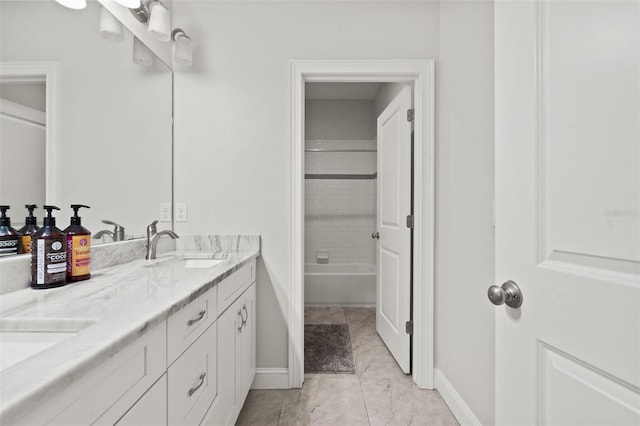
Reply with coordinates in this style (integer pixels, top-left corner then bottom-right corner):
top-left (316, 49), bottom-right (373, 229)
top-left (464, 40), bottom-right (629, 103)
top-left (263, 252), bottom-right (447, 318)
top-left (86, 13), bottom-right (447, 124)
top-left (0, 235), bottom-right (260, 424)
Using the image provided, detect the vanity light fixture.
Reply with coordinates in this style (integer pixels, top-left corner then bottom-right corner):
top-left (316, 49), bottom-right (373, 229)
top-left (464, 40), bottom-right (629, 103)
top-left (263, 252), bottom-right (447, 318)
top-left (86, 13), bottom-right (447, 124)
top-left (54, 0), bottom-right (86, 10)
top-left (171, 28), bottom-right (192, 66)
top-left (147, 1), bottom-right (171, 41)
top-left (128, 0), bottom-right (171, 42)
top-left (99, 7), bottom-right (124, 42)
top-left (132, 36), bottom-right (153, 67)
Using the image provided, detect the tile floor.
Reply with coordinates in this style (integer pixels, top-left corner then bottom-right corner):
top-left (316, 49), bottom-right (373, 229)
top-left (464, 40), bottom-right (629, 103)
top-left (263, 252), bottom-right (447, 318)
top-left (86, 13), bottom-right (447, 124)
top-left (236, 307), bottom-right (459, 426)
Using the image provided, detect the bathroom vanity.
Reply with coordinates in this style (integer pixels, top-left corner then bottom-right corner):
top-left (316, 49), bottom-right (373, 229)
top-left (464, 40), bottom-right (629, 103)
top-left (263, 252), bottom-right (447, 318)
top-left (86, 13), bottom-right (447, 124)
top-left (0, 235), bottom-right (259, 426)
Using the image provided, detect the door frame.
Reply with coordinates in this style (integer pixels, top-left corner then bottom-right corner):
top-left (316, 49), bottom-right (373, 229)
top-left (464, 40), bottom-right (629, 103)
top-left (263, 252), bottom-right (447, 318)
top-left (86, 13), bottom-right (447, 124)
top-left (288, 60), bottom-right (435, 389)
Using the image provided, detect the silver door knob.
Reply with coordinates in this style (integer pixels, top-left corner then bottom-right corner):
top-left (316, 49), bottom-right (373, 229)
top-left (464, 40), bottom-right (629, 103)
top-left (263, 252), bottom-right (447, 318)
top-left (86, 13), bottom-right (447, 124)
top-left (371, 232), bottom-right (379, 239)
top-left (487, 280), bottom-right (523, 308)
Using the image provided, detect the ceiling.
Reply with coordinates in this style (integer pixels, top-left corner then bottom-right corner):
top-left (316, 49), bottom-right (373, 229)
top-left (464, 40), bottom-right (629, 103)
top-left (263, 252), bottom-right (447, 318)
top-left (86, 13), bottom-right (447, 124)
top-left (305, 82), bottom-right (381, 101)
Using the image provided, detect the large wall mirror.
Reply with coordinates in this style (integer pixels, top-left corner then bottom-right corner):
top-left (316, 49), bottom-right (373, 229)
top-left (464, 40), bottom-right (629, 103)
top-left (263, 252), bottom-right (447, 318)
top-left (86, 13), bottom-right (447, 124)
top-left (0, 0), bottom-right (172, 250)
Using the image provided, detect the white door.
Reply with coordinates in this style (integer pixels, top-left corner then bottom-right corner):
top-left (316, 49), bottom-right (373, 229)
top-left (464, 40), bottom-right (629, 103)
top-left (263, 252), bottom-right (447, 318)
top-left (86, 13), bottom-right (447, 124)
top-left (376, 85), bottom-right (412, 374)
top-left (495, 1), bottom-right (640, 425)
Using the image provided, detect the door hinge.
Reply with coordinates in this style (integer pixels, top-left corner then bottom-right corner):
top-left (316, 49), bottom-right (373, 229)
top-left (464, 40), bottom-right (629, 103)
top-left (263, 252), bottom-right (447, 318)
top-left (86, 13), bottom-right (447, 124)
top-left (405, 321), bottom-right (413, 334)
top-left (407, 108), bottom-right (415, 122)
top-left (406, 214), bottom-right (414, 229)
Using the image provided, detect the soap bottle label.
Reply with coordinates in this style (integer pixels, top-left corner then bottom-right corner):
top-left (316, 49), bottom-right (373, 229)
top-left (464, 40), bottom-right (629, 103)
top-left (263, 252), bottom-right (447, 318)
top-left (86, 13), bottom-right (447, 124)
top-left (0, 237), bottom-right (19, 257)
top-left (67, 235), bottom-right (91, 277)
top-left (33, 238), bottom-right (67, 285)
top-left (21, 235), bottom-right (32, 254)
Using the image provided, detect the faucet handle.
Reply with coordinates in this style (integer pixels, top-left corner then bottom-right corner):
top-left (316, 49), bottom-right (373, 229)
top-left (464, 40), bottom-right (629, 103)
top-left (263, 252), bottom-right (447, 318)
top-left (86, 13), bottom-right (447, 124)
top-left (102, 220), bottom-right (125, 241)
top-left (147, 220), bottom-right (159, 237)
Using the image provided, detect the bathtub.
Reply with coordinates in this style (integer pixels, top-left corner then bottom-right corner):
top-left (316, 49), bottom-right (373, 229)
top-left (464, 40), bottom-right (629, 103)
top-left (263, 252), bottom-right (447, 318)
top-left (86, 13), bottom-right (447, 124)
top-left (304, 263), bottom-right (376, 307)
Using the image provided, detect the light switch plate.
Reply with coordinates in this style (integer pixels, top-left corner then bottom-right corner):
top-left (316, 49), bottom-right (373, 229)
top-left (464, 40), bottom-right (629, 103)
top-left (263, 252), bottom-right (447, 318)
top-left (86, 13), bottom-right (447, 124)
top-left (175, 203), bottom-right (187, 222)
top-left (160, 203), bottom-right (171, 222)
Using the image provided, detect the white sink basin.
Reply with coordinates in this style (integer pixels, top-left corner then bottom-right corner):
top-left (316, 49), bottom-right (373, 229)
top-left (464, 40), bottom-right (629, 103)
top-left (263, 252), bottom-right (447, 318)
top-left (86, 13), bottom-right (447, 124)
top-left (147, 252), bottom-right (228, 269)
top-left (0, 318), bottom-right (96, 372)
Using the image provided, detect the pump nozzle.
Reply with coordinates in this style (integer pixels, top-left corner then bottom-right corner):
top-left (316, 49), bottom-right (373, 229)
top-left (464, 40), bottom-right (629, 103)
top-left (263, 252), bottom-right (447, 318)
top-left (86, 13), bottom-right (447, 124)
top-left (24, 205), bottom-right (38, 225)
top-left (0, 205), bottom-right (10, 226)
top-left (42, 205), bottom-right (60, 227)
top-left (70, 204), bottom-right (90, 226)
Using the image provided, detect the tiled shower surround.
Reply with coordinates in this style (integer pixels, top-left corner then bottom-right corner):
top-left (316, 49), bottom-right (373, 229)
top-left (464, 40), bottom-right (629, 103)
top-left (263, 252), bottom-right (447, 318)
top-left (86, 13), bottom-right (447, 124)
top-left (304, 145), bottom-right (376, 265)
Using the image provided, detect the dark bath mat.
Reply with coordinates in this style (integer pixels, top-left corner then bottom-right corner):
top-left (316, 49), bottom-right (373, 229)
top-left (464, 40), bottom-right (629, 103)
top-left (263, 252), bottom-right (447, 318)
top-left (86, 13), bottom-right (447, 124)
top-left (305, 324), bottom-right (356, 374)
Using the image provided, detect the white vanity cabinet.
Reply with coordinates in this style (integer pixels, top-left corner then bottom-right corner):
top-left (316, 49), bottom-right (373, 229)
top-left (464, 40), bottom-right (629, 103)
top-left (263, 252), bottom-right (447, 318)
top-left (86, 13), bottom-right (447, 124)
top-left (6, 258), bottom-right (257, 426)
top-left (203, 262), bottom-right (256, 426)
top-left (18, 322), bottom-right (167, 426)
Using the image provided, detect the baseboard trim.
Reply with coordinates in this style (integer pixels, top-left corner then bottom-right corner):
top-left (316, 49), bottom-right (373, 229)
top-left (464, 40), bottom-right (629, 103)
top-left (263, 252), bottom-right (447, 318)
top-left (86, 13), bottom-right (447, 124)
top-left (434, 368), bottom-right (482, 426)
top-left (251, 368), bottom-right (290, 389)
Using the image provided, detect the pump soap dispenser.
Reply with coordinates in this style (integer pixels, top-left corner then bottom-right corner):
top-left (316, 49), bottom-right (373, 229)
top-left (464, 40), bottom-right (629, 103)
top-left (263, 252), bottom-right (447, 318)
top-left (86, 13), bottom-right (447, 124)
top-left (31, 205), bottom-right (67, 289)
top-left (64, 204), bottom-right (91, 282)
top-left (18, 204), bottom-right (40, 254)
top-left (0, 205), bottom-right (22, 257)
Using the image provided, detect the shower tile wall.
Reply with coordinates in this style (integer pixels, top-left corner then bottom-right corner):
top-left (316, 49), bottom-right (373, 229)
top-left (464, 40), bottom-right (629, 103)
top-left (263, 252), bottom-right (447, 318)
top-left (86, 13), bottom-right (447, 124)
top-left (304, 97), bottom-right (377, 265)
top-left (305, 152), bottom-right (376, 264)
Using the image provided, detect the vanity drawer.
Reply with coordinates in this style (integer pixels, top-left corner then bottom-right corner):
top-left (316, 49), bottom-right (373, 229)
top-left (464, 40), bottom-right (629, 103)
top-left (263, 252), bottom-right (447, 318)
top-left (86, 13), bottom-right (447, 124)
top-left (217, 260), bottom-right (255, 315)
top-left (167, 286), bottom-right (217, 365)
top-left (168, 322), bottom-right (217, 426)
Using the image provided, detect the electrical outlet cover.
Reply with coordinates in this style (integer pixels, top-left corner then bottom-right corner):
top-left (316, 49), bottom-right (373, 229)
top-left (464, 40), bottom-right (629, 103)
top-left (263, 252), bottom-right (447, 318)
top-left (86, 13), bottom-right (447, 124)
top-left (176, 203), bottom-right (187, 222)
top-left (160, 203), bottom-right (171, 222)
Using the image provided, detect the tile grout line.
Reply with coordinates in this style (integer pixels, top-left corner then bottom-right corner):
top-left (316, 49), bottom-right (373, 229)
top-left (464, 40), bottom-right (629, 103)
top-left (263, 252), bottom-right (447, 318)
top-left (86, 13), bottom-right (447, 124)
top-left (344, 307), bottom-right (374, 425)
top-left (276, 389), bottom-right (286, 426)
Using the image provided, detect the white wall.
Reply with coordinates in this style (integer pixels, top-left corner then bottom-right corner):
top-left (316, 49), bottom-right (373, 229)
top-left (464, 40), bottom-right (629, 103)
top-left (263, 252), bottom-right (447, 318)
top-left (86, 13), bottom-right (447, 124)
top-left (305, 99), bottom-right (375, 140)
top-left (173, 0), bottom-right (439, 369)
top-left (436, 1), bottom-right (495, 425)
top-left (373, 82), bottom-right (410, 117)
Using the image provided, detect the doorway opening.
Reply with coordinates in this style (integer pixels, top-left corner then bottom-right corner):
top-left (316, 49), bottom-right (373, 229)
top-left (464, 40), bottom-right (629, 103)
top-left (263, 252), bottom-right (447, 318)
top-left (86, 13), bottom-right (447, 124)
top-left (289, 60), bottom-right (435, 389)
top-left (303, 82), bottom-right (383, 375)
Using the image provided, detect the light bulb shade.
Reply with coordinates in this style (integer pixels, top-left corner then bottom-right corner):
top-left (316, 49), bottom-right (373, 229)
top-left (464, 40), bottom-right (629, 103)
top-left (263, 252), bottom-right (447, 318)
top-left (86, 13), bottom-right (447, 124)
top-left (132, 37), bottom-right (153, 67)
top-left (115, 0), bottom-right (140, 8)
top-left (173, 33), bottom-right (193, 66)
top-left (99, 7), bottom-right (124, 42)
top-left (55, 0), bottom-right (86, 9)
top-left (148, 2), bottom-right (171, 42)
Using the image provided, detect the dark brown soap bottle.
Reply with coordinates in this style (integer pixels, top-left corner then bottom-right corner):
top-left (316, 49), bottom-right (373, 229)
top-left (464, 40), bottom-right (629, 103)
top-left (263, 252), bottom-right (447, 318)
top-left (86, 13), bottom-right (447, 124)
top-left (31, 205), bottom-right (67, 289)
top-left (0, 205), bottom-right (22, 257)
top-left (18, 204), bottom-right (40, 255)
top-left (64, 204), bottom-right (91, 282)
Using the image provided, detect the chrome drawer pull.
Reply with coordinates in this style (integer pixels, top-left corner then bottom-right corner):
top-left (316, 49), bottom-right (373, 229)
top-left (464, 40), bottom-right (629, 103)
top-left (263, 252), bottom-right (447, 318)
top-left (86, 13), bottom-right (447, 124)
top-left (238, 309), bottom-right (243, 333)
top-left (242, 304), bottom-right (248, 327)
top-left (187, 310), bottom-right (206, 327)
top-left (188, 373), bottom-right (206, 397)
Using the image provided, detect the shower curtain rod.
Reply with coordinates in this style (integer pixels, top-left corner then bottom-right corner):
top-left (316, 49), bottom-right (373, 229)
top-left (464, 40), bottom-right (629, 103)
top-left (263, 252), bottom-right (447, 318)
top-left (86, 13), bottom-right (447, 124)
top-left (305, 172), bottom-right (377, 180)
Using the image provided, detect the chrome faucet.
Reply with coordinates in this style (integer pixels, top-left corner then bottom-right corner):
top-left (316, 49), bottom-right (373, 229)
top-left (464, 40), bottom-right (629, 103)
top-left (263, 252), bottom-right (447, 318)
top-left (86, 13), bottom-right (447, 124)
top-left (94, 220), bottom-right (126, 242)
top-left (146, 220), bottom-right (179, 260)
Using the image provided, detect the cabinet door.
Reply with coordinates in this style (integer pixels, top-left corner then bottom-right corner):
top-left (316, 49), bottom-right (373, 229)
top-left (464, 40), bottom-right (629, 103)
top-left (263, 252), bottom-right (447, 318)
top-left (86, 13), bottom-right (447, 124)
top-left (207, 301), bottom-right (241, 426)
top-left (236, 282), bottom-right (256, 404)
top-left (116, 375), bottom-right (167, 426)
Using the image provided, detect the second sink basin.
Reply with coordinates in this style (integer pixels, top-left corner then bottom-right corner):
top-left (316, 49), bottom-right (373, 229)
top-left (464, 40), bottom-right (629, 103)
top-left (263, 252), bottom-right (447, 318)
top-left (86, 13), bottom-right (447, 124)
top-left (0, 318), bottom-right (97, 372)
top-left (147, 252), bottom-right (228, 269)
